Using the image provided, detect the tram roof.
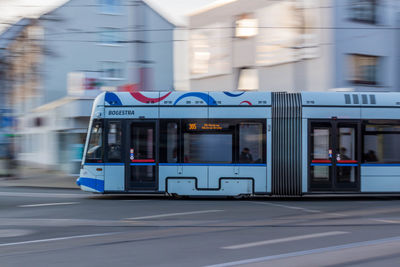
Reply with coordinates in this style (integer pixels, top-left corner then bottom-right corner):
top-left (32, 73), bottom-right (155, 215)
top-left (97, 91), bottom-right (400, 107)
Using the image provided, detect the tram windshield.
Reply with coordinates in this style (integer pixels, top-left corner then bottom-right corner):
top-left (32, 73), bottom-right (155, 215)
top-left (85, 120), bottom-right (103, 163)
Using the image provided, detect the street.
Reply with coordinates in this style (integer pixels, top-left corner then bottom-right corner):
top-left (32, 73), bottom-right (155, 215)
top-left (1, 187), bottom-right (400, 266)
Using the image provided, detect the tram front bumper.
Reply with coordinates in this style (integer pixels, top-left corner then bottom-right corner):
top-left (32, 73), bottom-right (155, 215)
top-left (76, 177), bottom-right (104, 193)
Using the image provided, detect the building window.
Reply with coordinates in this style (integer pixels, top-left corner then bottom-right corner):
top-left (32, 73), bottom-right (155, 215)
top-left (99, 28), bottom-right (122, 45)
top-left (235, 14), bottom-right (258, 38)
top-left (237, 68), bottom-right (259, 90)
top-left (98, 0), bottom-right (121, 14)
top-left (190, 22), bottom-right (231, 77)
top-left (191, 37), bottom-right (210, 74)
top-left (363, 121), bottom-right (400, 163)
top-left (348, 54), bottom-right (379, 85)
top-left (100, 62), bottom-right (123, 79)
top-left (349, 0), bottom-right (377, 24)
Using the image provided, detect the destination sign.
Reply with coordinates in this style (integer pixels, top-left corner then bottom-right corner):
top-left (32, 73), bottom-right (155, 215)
top-left (186, 122), bottom-right (230, 131)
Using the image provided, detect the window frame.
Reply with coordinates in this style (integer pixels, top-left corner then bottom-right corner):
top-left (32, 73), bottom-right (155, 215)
top-left (159, 120), bottom-right (181, 163)
top-left (348, 54), bottom-right (379, 86)
top-left (85, 119), bottom-right (104, 164)
top-left (98, 27), bottom-right (123, 46)
top-left (105, 120), bottom-right (123, 163)
top-left (362, 120), bottom-right (400, 164)
top-left (348, 0), bottom-right (377, 24)
top-left (182, 120), bottom-right (236, 164)
top-left (99, 61), bottom-right (125, 80)
top-left (159, 119), bottom-right (266, 164)
top-left (235, 13), bottom-right (258, 39)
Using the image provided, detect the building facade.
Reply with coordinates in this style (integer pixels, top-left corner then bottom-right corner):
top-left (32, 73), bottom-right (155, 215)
top-left (39, 0), bottom-right (180, 105)
top-left (186, 0), bottom-right (400, 92)
top-left (13, 0), bottom-right (183, 174)
top-left (0, 18), bottom-right (42, 175)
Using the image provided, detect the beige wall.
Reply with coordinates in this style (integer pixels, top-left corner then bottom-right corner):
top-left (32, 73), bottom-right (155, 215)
top-left (186, 0), bottom-right (335, 92)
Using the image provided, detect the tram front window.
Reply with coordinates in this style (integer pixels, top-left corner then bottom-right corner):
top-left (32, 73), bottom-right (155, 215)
top-left (86, 120), bottom-right (103, 163)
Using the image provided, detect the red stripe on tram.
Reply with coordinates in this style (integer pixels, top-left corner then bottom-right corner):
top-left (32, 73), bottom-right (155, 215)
top-left (311, 159), bottom-right (331, 163)
top-left (130, 159), bottom-right (155, 163)
top-left (337, 160), bottom-right (358, 163)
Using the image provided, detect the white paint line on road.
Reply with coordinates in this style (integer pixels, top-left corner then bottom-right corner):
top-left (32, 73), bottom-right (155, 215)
top-left (371, 218), bottom-right (400, 224)
top-left (0, 192), bottom-right (84, 198)
top-left (206, 235), bottom-right (400, 267)
top-left (19, 202), bottom-right (79, 208)
top-left (222, 231), bottom-right (348, 250)
top-left (126, 210), bottom-right (224, 220)
top-left (0, 232), bottom-right (118, 247)
top-left (249, 201), bottom-right (321, 213)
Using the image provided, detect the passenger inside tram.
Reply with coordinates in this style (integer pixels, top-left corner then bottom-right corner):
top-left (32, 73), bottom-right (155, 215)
top-left (365, 150), bottom-right (378, 162)
top-left (338, 147), bottom-right (352, 182)
top-left (239, 147), bottom-right (253, 163)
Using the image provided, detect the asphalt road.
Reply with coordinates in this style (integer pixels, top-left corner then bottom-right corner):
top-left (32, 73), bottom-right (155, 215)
top-left (1, 187), bottom-right (400, 266)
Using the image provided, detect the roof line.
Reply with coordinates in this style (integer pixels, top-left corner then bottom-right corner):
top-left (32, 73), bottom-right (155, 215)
top-left (187, 0), bottom-right (237, 16)
top-left (142, 0), bottom-right (187, 27)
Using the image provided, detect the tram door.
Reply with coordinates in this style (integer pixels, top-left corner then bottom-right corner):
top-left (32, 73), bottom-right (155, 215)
top-left (126, 121), bottom-right (157, 190)
top-left (309, 120), bottom-right (360, 192)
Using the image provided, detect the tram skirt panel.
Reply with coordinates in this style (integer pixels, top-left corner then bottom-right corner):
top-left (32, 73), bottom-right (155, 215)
top-left (272, 92), bottom-right (302, 196)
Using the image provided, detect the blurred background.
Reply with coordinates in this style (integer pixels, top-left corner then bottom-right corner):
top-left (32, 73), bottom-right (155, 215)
top-left (0, 0), bottom-right (398, 178)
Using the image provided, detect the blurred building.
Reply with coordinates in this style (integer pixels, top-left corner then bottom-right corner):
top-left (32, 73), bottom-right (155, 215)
top-left (185, 0), bottom-right (400, 92)
top-left (37, 0), bottom-right (184, 105)
top-left (2, 0), bottom-right (185, 175)
top-left (0, 18), bottom-right (42, 176)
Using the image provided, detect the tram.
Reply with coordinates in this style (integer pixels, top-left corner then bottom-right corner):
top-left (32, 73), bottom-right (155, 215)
top-left (76, 91), bottom-right (400, 196)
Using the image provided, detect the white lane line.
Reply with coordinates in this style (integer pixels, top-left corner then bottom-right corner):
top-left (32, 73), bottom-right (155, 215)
top-left (126, 210), bottom-right (224, 220)
top-left (371, 218), bottom-right (400, 224)
top-left (0, 192), bottom-right (84, 198)
top-left (19, 202), bottom-right (79, 208)
top-left (249, 201), bottom-right (320, 213)
top-left (206, 235), bottom-right (400, 267)
top-left (0, 232), bottom-right (118, 247)
top-left (222, 231), bottom-right (348, 250)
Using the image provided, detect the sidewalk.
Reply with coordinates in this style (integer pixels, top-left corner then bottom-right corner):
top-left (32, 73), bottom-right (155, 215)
top-left (0, 167), bottom-right (79, 189)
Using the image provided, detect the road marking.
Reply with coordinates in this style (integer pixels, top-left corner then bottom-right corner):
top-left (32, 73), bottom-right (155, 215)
top-left (371, 218), bottom-right (400, 224)
top-left (19, 202), bottom-right (79, 208)
top-left (222, 231), bottom-right (348, 249)
top-left (0, 192), bottom-right (84, 198)
top-left (0, 232), bottom-right (118, 247)
top-left (0, 229), bottom-right (35, 238)
top-left (206, 235), bottom-right (400, 267)
top-left (249, 201), bottom-right (320, 213)
top-left (126, 210), bottom-right (224, 220)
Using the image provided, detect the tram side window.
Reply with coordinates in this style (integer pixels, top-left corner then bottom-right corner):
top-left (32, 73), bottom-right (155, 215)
top-left (239, 123), bottom-right (264, 163)
top-left (363, 121), bottom-right (400, 163)
top-left (107, 121), bottom-right (121, 162)
top-left (183, 121), bottom-right (234, 163)
top-left (160, 121), bottom-right (179, 163)
top-left (86, 120), bottom-right (103, 163)
top-left (166, 123), bottom-right (178, 163)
